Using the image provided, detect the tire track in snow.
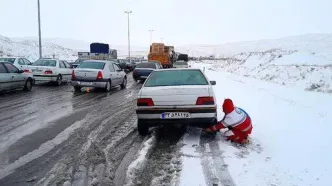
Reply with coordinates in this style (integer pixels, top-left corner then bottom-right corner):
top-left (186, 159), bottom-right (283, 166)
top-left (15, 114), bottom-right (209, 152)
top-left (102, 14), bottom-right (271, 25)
top-left (200, 133), bottom-right (236, 186)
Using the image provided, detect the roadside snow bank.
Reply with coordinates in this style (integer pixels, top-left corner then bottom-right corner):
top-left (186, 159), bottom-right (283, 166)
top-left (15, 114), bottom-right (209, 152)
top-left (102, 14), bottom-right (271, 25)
top-left (193, 62), bottom-right (332, 186)
top-left (201, 49), bottom-right (332, 93)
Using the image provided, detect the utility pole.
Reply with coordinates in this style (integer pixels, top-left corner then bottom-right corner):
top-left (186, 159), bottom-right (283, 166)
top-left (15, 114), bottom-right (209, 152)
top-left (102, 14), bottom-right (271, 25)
top-left (148, 29), bottom-right (154, 44)
top-left (124, 11), bottom-right (132, 61)
top-left (37, 0), bottom-right (42, 58)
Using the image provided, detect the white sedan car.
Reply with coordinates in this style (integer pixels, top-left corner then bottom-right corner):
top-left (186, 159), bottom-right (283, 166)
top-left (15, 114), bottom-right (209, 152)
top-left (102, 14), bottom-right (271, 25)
top-left (136, 68), bottom-right (217, 135)
top-left (0, 57), bottom-right (32, 71)
top-left (29, 58), bottom-right (72, 85)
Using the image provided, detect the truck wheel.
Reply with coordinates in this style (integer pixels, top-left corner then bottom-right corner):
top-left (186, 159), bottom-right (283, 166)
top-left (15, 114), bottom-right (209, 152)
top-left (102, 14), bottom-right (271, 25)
top-left (137, 119), bottom-right (149, 136)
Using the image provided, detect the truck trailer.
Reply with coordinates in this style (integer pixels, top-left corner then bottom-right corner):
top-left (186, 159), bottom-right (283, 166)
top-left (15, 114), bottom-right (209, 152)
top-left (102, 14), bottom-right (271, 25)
top-left (148, 43), bottom-right (176, 68)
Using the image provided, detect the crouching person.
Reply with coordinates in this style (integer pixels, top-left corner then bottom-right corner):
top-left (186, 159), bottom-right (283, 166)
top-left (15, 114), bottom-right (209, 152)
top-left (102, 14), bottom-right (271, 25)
top-left (206, 99), bottom-right (253, 145)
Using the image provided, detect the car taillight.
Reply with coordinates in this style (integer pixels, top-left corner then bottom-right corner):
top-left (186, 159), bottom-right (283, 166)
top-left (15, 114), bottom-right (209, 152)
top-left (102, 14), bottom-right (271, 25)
top-left (137, 98), bottom-right (154, 106)
top-left (24, 69), bottom-right (31, 73)
top-left (71, 70), bottom-right (76, 79)
top-left (44, 70), bottom-right (53, 74)
top-left (96, 71), bottom-right (103, 80)
top-left (196, 97), bottom-right (215, 105)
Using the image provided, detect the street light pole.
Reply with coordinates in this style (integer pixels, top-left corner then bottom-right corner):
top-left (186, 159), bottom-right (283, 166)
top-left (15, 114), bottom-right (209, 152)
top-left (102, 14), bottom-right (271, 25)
top-left (37, 0), bottom-right (42, 58)
top-left (124, 11), bottom-right (132, 60)
top-left (148, 29), bottom-right (154, 44)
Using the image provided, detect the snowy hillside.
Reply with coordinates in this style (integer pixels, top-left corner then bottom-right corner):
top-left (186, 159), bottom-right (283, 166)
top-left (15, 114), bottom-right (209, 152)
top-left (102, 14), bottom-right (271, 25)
top-left (0, 35), bottom-right (77, 61)
top-left (200, 48), bottom-right (332, 93)
top-left (178, 33), bottom-right (332, 60)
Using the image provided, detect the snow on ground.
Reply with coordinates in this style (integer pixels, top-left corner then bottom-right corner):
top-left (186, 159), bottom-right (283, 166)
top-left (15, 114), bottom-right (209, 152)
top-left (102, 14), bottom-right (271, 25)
top-left (178, 62), bottom-right (332, 186)
top-left (202, 49), bottom-right (332, 94)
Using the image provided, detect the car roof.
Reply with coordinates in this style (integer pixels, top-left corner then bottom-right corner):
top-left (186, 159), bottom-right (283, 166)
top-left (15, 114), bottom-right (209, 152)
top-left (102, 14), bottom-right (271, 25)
top-left (154, 68), bottom-right (200, 71)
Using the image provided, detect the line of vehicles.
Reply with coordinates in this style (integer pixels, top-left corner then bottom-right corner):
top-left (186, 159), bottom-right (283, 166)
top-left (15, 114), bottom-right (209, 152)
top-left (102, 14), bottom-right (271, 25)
top-left (0, 42), bottom-right (217, 138)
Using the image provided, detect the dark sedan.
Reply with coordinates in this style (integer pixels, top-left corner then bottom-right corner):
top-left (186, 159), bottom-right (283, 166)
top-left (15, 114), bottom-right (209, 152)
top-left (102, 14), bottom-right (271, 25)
top-left (132, 62), bottom-right (162, 82)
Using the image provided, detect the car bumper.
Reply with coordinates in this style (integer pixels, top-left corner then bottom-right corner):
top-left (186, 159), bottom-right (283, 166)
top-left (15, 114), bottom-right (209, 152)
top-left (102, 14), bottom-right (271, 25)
top-left (33, 75), bottom-right (58, 82)
top-left (71, 80), bottom-right (107, 88)
top-left (136, 107), bottom-right (217, 128)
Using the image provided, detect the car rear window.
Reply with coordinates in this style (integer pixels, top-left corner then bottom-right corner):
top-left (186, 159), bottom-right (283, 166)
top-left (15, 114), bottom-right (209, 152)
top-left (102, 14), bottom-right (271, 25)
top-left (32, 60), bottom-right (57, 67)
top-left (0, 58), bottom-right (15, 63)
top-left (136, 63), bottom-right (156, 69)
top-left (77, 61), bottom-right (105, 69)
top-left (144, 70), bottom-right (208, 87)
top-left (175, 61), bottom-right (188, 65)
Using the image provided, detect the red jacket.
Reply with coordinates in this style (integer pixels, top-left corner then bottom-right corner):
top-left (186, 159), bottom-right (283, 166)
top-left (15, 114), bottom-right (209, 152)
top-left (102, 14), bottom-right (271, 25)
top-left (208, 107), bottom-right (252, 135)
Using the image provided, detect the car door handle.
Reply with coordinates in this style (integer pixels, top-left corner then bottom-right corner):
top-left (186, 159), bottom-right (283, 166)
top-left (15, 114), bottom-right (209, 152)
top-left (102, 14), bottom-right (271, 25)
top-left (12, 76), bottom-right (14, 78)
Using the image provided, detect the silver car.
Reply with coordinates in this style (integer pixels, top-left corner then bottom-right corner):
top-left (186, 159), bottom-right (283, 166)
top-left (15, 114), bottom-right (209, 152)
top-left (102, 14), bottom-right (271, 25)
top-left (71, 60), bottom-right (127, 92)
top-left (136, 68), bottom-right (217, 135)
top-left (0, 62), bottom-right (34, 92)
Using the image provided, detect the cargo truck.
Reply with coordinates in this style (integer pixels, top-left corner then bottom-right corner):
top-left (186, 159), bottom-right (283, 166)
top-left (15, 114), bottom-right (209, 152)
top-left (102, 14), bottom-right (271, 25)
top-left (148, 43), bottom-right (176, 68)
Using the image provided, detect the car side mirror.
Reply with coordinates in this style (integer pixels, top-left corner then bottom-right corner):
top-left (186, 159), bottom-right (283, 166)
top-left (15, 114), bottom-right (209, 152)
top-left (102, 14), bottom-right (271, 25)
top-left (210, 81), bottom-right (216, 85)
top-left (18, 70), bottom-right (24, 73)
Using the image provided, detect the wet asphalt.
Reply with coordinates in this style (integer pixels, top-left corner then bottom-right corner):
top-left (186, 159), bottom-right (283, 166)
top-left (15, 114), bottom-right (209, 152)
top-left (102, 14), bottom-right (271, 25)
top-left (0, 76), bottom-right (149, 186)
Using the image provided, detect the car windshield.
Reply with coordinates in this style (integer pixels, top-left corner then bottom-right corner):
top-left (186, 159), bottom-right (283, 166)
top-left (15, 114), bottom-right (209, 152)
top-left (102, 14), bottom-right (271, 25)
top-left (175, 61), bottom-right (188, 65)
top-left (32, 60), bottom-right (57, 67)
top-left (136, 63), bottom-right (156, 69)
top-left (77, 61), bottom-right (105, 69)
top-left (0, 58), bottom-right (15, 63)
top-left (144, 70), bottom-right (208, 87)
top-left (73, 59), bottom-right (85, 64)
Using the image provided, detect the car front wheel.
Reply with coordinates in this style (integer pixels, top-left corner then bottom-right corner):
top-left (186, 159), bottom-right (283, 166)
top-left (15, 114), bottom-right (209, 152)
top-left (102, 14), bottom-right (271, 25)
top-left (137, 119), bottom-right (149, 136)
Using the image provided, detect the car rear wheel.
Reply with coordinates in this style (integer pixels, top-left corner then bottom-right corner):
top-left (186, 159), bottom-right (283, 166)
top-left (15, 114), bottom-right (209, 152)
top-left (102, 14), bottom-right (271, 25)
top-left (104, 80), bottom-right (111, 92)
top-left (23, 79), bottom-right (33, 91)
top-left (137, 119), bottom-right (149, 136)
top-left (56, 75), bottom-right (62, 86)
top-left (120, 77), bottom-right (127, 89)
top-left (74, 86), bottom-right (81, 92)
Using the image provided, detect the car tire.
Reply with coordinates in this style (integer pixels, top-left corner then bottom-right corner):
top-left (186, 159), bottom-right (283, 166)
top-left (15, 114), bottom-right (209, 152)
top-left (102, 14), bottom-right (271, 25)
top-left (74, 86), bottom-right (81, 92)
top-left (104, 80), bottom-right (111, 92)
top-left (137, 119), bottom-right (149, 136)
top-left (23, 79), bottom-right (33, 91)
top-left (120, 77), bottom-right (127, 89)
top-left (56, 75), bottom-right (62, 86)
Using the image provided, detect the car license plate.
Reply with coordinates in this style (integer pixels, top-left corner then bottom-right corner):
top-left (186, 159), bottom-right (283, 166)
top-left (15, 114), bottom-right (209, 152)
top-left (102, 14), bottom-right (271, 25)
top-left (161, 112), bottom-right (190, 119)
top-left (79, 81), bottom-right (93, 86)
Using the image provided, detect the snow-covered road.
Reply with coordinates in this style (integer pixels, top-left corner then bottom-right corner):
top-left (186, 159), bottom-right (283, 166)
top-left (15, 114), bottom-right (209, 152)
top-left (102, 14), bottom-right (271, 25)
top-left (1, 61), bottom-right (331, 186)
top-left (173, 62), bottom-right (332, 186)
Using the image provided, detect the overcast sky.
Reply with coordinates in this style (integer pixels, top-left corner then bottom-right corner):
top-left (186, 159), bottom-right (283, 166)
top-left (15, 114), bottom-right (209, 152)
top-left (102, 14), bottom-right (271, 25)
top-left (0, 0), bottom-right (331, 46)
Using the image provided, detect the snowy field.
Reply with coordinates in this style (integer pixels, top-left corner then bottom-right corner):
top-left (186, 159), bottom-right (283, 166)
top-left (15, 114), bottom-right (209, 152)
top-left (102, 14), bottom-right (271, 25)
top-left (124, 61), bottom-right (332, 186)
top-left (202, 49), bottom-right (332, 94)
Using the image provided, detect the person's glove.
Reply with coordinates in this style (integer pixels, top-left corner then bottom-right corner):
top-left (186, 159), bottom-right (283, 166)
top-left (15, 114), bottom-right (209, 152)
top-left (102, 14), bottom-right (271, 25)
top-left (205, 128), bottom-right (213, 132)
top-left (227, 126), bottom-right (233, 130)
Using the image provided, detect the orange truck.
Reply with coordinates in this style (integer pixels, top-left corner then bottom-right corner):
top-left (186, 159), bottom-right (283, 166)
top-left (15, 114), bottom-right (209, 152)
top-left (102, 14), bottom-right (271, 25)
top-left (148, 43), bottom-right (175, 68)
